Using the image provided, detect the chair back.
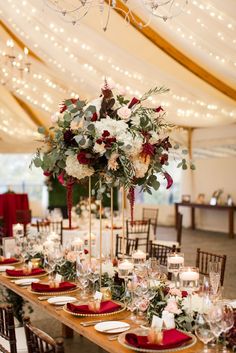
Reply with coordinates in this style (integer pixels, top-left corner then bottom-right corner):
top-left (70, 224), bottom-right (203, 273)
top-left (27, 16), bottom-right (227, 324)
top-left (196, 248), bottom-right (227, 286)
top-left (16, 210), bottom-right (32, 237)
top-left (37, 221), bottom-right (63, 244)
top-left (149, 241), bottom-right (177, 266)
top-left (115, 234), bottom-right (139, 259)
top-left (126, 220), bottom-right (150, 252)
top-left (0, 304), bottom-right (17, 353)
top-left (24, 317), bottom-right (64, 353)
top-left (176, 212), bottom-right (183, 246)
top-left (142, 208), bottom-right (158, 234)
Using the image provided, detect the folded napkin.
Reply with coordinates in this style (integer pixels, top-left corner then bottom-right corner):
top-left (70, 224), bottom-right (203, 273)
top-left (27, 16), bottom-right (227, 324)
top-left (31, 281), bottom-right (76, 292)
top-left (6, 268), bottom-right (46, 277)
top-left (0, 258), bottom-right (18, 265)
top-left (67, 300), bottom-right (121, 314)
top-left (125, 329), bottom-right (192, 350)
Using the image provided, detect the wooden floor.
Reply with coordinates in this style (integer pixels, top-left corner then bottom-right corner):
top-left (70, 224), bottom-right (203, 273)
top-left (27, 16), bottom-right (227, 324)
top-left (27, 226), bottom-right (236, 353)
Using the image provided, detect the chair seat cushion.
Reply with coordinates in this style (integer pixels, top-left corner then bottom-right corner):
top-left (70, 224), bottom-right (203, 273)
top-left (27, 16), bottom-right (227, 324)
top-left (153, 240), bottom-right (180, 248)
top-left (0, 327), bottom-right (28, 353)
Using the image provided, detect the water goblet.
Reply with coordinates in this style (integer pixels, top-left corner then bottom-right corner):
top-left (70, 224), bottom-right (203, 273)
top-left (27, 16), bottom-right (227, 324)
top-left (195, 313), bottom-right (215, 353)
top-left (221, 303), bottom-right (234, 353)
top-left (167, 252), bottom-right (184, 288)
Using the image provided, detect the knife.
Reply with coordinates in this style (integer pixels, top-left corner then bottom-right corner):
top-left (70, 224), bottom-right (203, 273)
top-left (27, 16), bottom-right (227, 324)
top-left (80, 320), bottom-right (108, 327)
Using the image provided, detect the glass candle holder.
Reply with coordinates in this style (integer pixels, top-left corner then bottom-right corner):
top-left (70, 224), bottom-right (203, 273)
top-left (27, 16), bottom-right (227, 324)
top-left (179, 266), bottom-right (200, 292)
top-left (132, 250), bottom-right (146, 265)
top-left (167, 252), bottom-right (184, 287)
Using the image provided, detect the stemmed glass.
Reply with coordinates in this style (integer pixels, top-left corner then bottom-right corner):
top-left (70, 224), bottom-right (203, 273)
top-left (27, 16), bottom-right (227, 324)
top-left (76, 258), bottom-right (89, 300)
top-left (206, 302), bottom-right (224, 349)
top-left (118, 260), bottom-right (134, 304)
top-left (53, 244), bottom-right (66, 273)
top-left (43, 253), bottom-right (56, 281)
top-left (195, 313), bottom-right (215, 353)
top-left (221, 303), bottom-right (234, 353)
top-left (179, 267), bottom-right (199, 316)
top-left (127, 275), bottom-right (138, 320)
top-left (88, 261), bottom-right (100, 296)
top-left (209, 261), bottom-right (221, 300)
top-left (167, 253), bottom-right (184, 288)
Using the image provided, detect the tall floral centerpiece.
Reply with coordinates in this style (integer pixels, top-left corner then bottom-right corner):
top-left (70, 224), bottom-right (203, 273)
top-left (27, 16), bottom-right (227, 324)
top-left (33, 82), bottom-right (191, 227)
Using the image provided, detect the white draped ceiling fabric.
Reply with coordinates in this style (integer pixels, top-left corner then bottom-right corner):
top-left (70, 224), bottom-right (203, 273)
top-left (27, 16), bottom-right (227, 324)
top-left (0, 0), bottom-right (235, 155)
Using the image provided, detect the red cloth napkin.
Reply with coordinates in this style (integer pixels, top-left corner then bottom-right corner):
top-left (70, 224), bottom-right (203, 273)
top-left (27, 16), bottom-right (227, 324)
top-left (5, 268), bottom-right (46, 277)
top-left (67, 300), bottom-right (121, 314)
top-left (31, 281), bottom-right (76, 292)
top-left (125, 329), bottom-right (192, 350)
top-left (0, 258), bottom-right (18, 264)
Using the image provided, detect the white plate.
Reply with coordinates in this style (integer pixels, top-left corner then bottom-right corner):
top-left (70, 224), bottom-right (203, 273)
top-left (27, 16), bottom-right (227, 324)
top-left (95, 321), bottom-right (130, 334)
top-left (47, 296), bottom-right (77, 306)
top-left (14, 278), bottom-right (40, 286)
top-left (0, 265), bottom-right (14, 272)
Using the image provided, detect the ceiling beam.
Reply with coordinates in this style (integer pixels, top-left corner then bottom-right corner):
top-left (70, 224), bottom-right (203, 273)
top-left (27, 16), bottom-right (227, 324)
top-left (0, 20), bottom-right (44, 63)
top-left (111, 1), bottom-right (236, 102)
top-left (12, 94), bottom-right (48, 132)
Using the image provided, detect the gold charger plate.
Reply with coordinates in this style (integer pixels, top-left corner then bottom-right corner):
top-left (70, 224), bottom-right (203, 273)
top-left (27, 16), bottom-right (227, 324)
top-left (63, 300), bottom-right (126, 317)
top-left (118, 328), bottom-right (197, 353)
top-left (28, 285), bottom-right (79, 296)
top-left (3, 271), bottom-right (47, 279)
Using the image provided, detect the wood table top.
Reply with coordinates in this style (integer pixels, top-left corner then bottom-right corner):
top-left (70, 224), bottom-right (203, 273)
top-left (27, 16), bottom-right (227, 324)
top-left (0, 273), bottom-right (204, 353)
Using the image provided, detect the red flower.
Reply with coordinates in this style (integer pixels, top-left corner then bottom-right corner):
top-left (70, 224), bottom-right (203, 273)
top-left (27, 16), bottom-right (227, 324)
top-left (128, 97), bottom-right (140, 109)
top-left (77, 151), bottom-right (92, 165)
top-left (63, 129), bottom-right (77, 147)
top-left (102, 130), bottom-right (110, 138)
top-left (154, 106), bottom-right (164, 113)
top-left (43, 171), bottom-right (51, 177)
top-left (160, 153), bottom-right (168, 165)
top-left (59, 104), bottom-right (67, 114)
top-left (96, 138), bottom-right (103, 145)
top-left (58, 172), bottom-right (65, 185)
top-left (164, 172), bottom-right (173, 189)
top-left (91, 112), bottom-right (98, 122)
top-left (160, 137), bottom-right (172, 151)
top-left (84, 249), bottom-right (89, 255)
top-left (141, 143), bottom-right (155, 159)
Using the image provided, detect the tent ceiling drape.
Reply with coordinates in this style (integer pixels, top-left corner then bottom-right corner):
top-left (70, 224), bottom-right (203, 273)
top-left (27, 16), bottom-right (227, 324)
top-left (0, 0), bottom-right (235, 154)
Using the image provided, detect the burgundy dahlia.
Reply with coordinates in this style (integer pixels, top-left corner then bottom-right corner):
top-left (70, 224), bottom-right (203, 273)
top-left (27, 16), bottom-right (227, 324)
top-left (77, 151), bottom-right (92, 165)
top-left (141, 142), bottom-right (155, 160)
top-left (63, 129), bottom-right (77, 146)
top-left (160, 153), bottom-right (169, 165)
top-left (102, 130), bottom-right (110, 138)
top-left (91, 112), bottom-right (98, 122)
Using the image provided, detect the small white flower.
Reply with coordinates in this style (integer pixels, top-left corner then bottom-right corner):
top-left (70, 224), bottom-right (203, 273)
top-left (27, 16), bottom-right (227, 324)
top-left (93, 142), bottom-right (106, 155)
top-left (117, 106), bottom-right (132, 121)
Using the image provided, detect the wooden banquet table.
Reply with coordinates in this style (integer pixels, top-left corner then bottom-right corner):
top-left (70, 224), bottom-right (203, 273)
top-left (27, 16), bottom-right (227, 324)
top-left (0, 273), bottom-right (204, 353)
top-left (175, 202), bottom-right (236, 238)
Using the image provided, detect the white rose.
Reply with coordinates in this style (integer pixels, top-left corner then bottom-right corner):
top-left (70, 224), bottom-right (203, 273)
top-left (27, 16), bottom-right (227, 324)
top-left (65, 155), bottom-right (94, 180)
top-left (117, 106), bottom-right (132, 121)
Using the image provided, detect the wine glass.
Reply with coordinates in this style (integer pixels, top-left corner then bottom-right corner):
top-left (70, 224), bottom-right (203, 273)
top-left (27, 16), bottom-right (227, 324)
top-left (209, 261), bottom-right (221, 299)
top-left (76, 258), bottom-right (89, 299)
top-left (167, 253), bottom-right (184, 288)
top-left (221, 303), bottom-right (234, 353)
top-left (206, 302), bottom-right (224, 348)
top-left (195, 313), bottom-right (215, 353)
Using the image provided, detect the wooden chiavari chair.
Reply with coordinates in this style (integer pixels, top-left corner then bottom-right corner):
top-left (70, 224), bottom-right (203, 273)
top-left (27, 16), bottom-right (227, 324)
top-left (142, 207), bottom-right (159, 235)
top-left (36, 221), bottom-right (63, 244)
top-left (148, 241), bottom-right (177, 267)
top-left (196, 248), bottom-right (227, 286)
top-left (126, 219), bottom-right (151, 253)
top-left (115, 234), bottom-right (139, 259)
top-left (24, 317), bottom-right (64, 353)
top-left (0, 304), bottom-right (27, 353)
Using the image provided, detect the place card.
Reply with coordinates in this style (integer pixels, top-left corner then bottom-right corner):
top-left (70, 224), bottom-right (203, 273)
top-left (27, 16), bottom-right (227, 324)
top-left (55, 274), bottom-right (62, 283)
top-left (151, 315), bottom-right (163, 330)
top-left (94, 291), bottom-right (103, 301)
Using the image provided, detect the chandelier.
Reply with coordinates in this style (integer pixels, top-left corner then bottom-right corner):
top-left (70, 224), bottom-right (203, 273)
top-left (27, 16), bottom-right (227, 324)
top-left (44, 0), bottom-right (189, 31)
top-left (0, 39), bottom-right (31, 87)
